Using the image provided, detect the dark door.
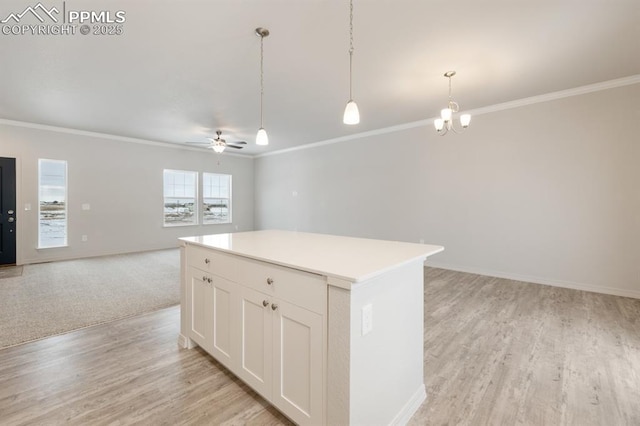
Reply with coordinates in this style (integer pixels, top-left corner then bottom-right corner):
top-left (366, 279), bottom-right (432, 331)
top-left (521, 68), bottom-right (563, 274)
top-left (0, 157), bottom-right (17, 265)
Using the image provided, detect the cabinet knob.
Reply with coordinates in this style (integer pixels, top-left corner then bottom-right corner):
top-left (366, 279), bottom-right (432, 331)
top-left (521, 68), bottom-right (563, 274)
top-left (262, 300), bottom-right (269, 307)
top-left (204, 258), bottom-right (211, 264)
top-left (267, 278), bottom-right (274, 285)
top-left (207, 278), bottom-right (212, 284)
top-left (202, 276), bottom-right (207, 282)
top-left (271, 303), bottom-right (278, 311)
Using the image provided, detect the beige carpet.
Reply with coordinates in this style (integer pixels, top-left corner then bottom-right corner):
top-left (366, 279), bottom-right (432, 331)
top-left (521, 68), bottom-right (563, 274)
top-left (0, 249), bottom-right (180, 349)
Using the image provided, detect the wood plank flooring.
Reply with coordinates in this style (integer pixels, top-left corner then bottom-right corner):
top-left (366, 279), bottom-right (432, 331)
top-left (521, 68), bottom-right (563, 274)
top-left (0, 267), bottom-right (638, 425)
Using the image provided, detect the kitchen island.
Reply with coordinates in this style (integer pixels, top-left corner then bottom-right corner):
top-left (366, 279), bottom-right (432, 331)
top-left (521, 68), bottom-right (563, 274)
top-left (179, 230), bottom-right (443, 425)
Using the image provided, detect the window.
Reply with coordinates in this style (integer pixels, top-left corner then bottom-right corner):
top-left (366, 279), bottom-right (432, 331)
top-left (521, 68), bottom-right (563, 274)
top-left (38, 159), bottom-right (67, 248)
top-left (203, 173), bottom-right (232, 224)
top-left (163, 169), bottom-right (197, 226)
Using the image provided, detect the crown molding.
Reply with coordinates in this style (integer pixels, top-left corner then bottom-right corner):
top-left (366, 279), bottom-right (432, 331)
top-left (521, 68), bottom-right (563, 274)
top-left (256, 74), bottom-right (640, 158)
top-left (0, 118), bottom-right (250, 158)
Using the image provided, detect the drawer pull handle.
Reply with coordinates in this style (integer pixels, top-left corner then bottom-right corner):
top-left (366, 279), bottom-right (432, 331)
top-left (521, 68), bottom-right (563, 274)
top-left (271, 303), bottom-right (278, 311)
top-left (262, 300), bottom-right (269, 308)
top-left (207, 278), bottom-right (212, 284)
top-left (204, 258), bottom-right (211, 264)
top-left (202, 276), bottom-right (207, 282)
top-left (266, 278), bottom-right (274, 285)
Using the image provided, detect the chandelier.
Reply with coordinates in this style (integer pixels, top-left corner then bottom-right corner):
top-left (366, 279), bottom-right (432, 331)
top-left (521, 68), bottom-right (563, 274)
top-left (434, 71), bottom-right (471, 135)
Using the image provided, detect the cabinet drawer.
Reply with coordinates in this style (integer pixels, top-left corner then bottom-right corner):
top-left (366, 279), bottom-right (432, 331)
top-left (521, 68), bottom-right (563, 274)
top-left (237, 258), bottom-right (326, 314)
top-left (187, 245), bottom-right (238, 282)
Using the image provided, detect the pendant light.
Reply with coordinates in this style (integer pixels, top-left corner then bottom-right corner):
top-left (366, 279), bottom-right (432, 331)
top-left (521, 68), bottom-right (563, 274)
top-left (343, 0), bottom-right (360, 125)
top-left (256, 27), bottom-right (270, 145)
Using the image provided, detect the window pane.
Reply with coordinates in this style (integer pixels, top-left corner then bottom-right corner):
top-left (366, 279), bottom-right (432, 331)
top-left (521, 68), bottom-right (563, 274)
top-left (163, 169), bottom-right (197, 226)
top-left (39, 159), bottom-right (67, 248)
top-left (203, 173), bottom-right (231, 224)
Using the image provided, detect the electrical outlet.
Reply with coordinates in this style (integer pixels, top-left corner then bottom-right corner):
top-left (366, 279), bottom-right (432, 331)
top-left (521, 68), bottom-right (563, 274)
top-left (362, 304), bottom-right (373, 336)
top-left (81, 235), bottom-right (88, 242)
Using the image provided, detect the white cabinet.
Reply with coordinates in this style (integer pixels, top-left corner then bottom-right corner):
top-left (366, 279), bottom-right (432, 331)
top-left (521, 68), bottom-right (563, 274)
top-left (184, 245), bottom-right (325, 425)
top-left (238, 286), bottom-right (325, 425)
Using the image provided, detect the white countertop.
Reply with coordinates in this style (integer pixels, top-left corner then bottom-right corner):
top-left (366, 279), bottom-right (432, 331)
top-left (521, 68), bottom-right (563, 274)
top-left (180, 230), bottom-right (443, 283)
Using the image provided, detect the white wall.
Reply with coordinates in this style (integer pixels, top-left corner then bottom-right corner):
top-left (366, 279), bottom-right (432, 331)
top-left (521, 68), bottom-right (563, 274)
top-left (0, 123), bottom-right (254, 264)
top-left (254, 84), bottom-right (640, 298)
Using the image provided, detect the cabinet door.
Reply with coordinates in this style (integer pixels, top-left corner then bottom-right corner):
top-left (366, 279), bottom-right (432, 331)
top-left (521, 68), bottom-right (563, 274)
top-left (238, 286), bottom-right (273, 398)
top-left (211, 275), bottom-right (238, 370)
top-left (188, 268), bottom-right (213, 353)
top-left (272, 300), bottom-right (324, 425)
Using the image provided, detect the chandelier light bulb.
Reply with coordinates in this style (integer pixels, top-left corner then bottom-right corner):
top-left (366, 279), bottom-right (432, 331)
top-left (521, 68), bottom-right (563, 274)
top-left (441, 108), bottom-right (452, 122)
top-left (460, 114), bottom-right (471, 128)
top-left (213, 145), bottom-right (225, 153)
top-left (434, 118), bottom-right (445, 131)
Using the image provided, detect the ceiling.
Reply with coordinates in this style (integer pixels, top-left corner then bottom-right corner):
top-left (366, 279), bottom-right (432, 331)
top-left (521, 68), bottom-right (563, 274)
top-left (1, 0), bottom-right (638, 155)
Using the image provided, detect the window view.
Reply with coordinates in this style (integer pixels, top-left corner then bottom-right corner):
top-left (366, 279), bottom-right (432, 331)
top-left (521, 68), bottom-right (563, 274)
top-left (38, 159), bottom-right (68, 248)
top-left (163, 169), bottom-right (197, 226)
top-left (203, 173), bottom-right (232, 224)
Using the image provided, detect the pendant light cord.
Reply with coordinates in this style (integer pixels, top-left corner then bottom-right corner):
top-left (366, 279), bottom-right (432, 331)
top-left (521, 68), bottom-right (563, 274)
top-left (260, 33), bottom-right (264, 128)
top-left (348, 0), bottom-right (354, 100)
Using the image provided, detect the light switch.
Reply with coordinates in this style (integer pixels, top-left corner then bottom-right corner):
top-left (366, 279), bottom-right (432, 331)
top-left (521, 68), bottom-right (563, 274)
top-left (362, 304), bottom-right (373, 336)
top-left (25, 203), bottom-right (31, 211)
top-left (82, 203), bottom-right (91, 211)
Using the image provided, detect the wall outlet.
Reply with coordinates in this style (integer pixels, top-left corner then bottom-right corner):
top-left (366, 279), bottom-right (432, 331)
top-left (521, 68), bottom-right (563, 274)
top-left (362, 304), bottom-right (373, 336)
top-left (81, 235), bottom-right (88, 242)
top-left (25, 203), bottom-right (31, 211)
top-left (419, 238), bottom-right (425, 244)
top-left (82, 203), bottom-right (91, 211)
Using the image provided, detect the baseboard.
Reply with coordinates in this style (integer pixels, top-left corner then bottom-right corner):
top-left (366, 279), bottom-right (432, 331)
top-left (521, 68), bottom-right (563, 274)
top-left (389, 384), bottom-right (426, 426)
top-left (177, 333), bottom-right (196, 349)
top-left (426, 261), bottom-right (640, 300)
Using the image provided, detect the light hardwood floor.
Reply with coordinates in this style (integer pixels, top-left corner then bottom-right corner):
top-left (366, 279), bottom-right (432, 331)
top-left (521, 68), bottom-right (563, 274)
top-left (0, 268), bottom-right (638, 425)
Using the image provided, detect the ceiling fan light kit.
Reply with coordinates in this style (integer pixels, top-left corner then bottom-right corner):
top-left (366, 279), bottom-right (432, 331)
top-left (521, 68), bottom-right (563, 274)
top-left (256, 27), bottom-right (270, 146)
top-left (434, 71), bottom-right (471, 135)
top-left (343, 0), bottom-right (360, 125)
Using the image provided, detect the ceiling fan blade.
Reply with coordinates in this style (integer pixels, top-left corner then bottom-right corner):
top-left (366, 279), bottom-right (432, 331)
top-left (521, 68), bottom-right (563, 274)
top-left (185, 141), bottom-right (211, 145)
top-left (226, 144), bottom-right (244, 149)
top-left (231, 141), bottom-right (247, 145)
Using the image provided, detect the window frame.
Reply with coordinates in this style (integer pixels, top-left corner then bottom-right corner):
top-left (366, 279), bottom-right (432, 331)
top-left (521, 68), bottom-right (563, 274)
top-left (202, 172), bottom-right (232, 225)
top-left (162, 169), bottom-right (199, 227)
top-left (38, 158), bottom-right (68, 249)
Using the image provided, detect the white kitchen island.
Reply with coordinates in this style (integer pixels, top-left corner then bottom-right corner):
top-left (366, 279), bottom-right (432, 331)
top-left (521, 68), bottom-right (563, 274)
top-left (179, 230), bottom-right (443, 425)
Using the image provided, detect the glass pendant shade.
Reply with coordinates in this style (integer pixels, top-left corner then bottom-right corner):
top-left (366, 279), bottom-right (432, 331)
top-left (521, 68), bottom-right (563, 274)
top-left (343, 100), bottom-right (360, 125)
top-left (460, 114), bottom-right (471, 128)
top-left (256, 127), bottom-right (269, 145)
top-left (434, 118), bottom-right (445, 131)
top-left (213, 145), bottom-right (225, 153)
top-left (441, 108), bottom-right (452, 121)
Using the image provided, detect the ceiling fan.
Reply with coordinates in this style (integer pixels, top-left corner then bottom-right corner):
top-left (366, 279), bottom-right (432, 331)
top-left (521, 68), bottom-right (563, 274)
top-left (186, 130), bottom-right (247, 153)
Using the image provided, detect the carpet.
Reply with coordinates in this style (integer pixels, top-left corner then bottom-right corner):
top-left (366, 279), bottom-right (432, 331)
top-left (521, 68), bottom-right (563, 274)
top-left (0, 249), bottom-right (180, 349)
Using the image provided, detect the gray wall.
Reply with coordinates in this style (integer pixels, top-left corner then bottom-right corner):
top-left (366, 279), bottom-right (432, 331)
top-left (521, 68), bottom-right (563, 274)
top-left (254, 84), bottom-right (640, 298)
top-left (1, 123), bottom-right (254, 264)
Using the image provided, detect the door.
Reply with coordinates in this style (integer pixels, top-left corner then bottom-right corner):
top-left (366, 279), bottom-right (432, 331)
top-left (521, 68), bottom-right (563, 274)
top-left (211, 275), bottom-right (238, 370)
top-left (238, 286), bottom-right (272, 398)
top-left (0, 158), bottom-right (16, 265)
top-left (188, 268), bottom-right (214, 353)
top-left (272, 300), bottom-right (324, 425)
